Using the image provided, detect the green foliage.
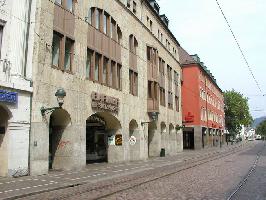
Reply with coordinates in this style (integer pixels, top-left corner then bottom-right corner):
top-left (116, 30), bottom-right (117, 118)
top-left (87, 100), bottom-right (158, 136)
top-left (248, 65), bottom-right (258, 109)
top-left (224, 89), bottom-right (253, 134)
top-left (256, 120), bottom-right (266, 136)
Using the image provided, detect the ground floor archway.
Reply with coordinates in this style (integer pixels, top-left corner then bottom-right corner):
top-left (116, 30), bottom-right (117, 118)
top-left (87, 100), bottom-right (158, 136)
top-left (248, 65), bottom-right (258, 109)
top-left (0, 105), bottom-right (11, 176)
top-left (86, 112), bottom-right (121, 163)
top-left (129, 119), bottom-right (140, 160)
top-left (49, 109), bottom-right (71, 170)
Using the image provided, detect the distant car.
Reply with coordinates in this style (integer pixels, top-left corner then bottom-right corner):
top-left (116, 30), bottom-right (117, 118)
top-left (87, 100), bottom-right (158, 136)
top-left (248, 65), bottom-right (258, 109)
top-left (256, 135), bottom-right (262, 140)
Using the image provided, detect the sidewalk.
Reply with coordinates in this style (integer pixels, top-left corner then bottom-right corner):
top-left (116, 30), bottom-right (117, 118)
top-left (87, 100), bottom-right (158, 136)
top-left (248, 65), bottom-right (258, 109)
top-left (0, 141), bottom-right (254, 200)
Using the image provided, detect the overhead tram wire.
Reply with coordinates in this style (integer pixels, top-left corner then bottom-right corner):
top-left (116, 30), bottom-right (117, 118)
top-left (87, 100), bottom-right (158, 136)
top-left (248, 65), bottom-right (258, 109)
top-left (214, 0), bottom-right (264, 95)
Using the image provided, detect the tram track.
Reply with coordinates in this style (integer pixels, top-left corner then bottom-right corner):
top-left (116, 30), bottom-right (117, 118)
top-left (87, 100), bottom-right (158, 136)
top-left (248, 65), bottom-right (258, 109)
top-left (93, 143), bottom-right (255, 200)
top-left (226, 141), bottom-right (265, 200)
top-left (15, 144), bottom-right (254, 199)
top-left (16, 143), bottom-right (255, 200)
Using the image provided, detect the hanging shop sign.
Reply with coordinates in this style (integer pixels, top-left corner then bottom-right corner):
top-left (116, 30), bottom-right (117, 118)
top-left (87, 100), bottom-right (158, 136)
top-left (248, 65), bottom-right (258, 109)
top-left (115, 134), bottom-right (122, 146)
top-left (91, 92), bottom-right (119, 114)
top-left (0, 90), bottom-right (17, 104)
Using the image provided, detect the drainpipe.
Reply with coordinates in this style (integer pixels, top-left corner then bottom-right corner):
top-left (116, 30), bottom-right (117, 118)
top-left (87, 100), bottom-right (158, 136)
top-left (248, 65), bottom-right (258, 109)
top-left (23, 0), bottom-right (33, 77)
top-left (26, 0), bottom-right (33, 176)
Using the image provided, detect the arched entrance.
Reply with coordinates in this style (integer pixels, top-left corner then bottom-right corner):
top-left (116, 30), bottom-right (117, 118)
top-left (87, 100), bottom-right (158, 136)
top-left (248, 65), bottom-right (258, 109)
top-left (86, 112), bottom-right (121, 163)
top-left (129, 119), bottom-right (139, 160)
top-left (0, 105), bottom-right (11, 176)
top-left (49, 109), bottom-right (71, 170)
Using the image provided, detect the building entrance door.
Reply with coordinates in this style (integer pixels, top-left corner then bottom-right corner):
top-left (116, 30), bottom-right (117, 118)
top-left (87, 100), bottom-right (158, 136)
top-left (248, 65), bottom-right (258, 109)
top-left (86, 115), bottom-right (107, 163)
top-left (183, 131), bottom-right (194, 149)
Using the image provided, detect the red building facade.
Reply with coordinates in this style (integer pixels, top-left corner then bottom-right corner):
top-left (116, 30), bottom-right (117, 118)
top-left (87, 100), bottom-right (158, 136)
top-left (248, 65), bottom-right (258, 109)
top-left (179, 47), bottom-right (225, 149)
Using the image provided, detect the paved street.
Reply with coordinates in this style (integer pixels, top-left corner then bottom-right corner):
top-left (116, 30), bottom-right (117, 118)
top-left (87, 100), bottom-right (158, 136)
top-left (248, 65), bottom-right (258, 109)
top-left (0, 141), bottom-right (259, 199)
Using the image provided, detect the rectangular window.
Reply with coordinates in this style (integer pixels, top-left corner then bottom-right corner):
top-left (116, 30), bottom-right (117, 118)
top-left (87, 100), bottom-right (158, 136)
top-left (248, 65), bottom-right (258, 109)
top-left (103, 14), bottom-right (108, 34)
top-left (133, 1), bottom-right (137, 14)
top-left (52, 32), bottom-right (62, 68)
top-left (111, 61), bottom-right (116, 88)
top-left (133, 72), bottom-right (138, 96)
top-left (95, 53), bottom-right (100, 81)
top-left (87, 8), bottom-right (92, 24)
top-left (55, 0), bottom-right (62, 5)
top-left (150, 20), bottom-right (153, 32)
top-left (66, 0), bottom-right (73, 12)
top-left (95, 9), bottom-right (100, 30)
top-left (64, 38), bottom-right (74, 71)
top-left (175, 96), bottom-right (179, 112)
top-left (103, 57), bottom-right (108, 84)
top-left (127, 0), bottom-right (131, 7)
top-left (148, 81), bottom-right (152, 98)
top-left (147, 47), bottom-right (151, 61)
top-left (0, 25), bottom-right (3, 58)
top-left (117, 64), bottom-right (122, 90)
top-left (129, 70), bottom-right (132, 94)
top-left (86, 50), bottom-right (93, 79)
top-left (111, 19), bottom-right (116, 40)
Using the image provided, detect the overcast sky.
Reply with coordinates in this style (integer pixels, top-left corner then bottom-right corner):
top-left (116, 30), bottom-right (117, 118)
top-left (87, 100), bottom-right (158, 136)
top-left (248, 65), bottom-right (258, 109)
top-left (158, 0), bottom-right (266, 119)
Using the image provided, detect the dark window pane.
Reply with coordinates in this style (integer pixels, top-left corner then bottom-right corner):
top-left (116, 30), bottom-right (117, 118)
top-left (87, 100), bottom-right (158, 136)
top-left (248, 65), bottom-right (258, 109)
top-left (95, 54), bottom-right (100, 81)
top-left (86, 50), bottom-right (93, 78)
top-left (66, 0), bottom-right (73, 12)
top-left (103, 58), bottom-right (108, 84)
top-left (64, 38), bottom-right (73, 71)
top-left (52, 32), bottom-right (61, 67)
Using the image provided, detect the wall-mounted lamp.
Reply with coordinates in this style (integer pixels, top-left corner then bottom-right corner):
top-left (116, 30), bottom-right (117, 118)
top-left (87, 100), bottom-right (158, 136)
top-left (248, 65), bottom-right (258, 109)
top-left (141, 112), bottom-right (159, 126)
top-left (40, 88), bottom-right (66, 116)
top-left (176, 124), bottom-right (185, 131)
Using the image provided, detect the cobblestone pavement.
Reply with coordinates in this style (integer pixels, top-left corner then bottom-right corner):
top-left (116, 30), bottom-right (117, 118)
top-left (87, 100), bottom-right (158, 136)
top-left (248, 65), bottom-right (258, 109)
top-left (231, 141), bottom-right (266, 200)
top-left (0, 141), bottom-right (258, 200)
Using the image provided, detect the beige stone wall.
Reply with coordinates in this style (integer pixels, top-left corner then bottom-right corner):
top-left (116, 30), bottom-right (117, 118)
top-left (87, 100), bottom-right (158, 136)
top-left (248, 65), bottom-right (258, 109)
top-left (30, 0), bottom-right (183, 175)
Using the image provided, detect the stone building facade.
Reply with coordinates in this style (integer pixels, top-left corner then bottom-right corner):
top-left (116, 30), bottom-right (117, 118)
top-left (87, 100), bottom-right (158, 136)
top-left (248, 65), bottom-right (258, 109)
top-left (179, 46), bottom-right (225, 150)
top-left (30, 0), bottom-right (183, 175)
top-left (0, 0), bottom-right (36, 176)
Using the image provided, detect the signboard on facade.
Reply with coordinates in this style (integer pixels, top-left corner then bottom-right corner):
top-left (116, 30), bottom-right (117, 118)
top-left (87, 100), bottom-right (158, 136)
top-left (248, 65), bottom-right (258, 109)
top-left (0, 90), bottom-right (17, 104)
top-left (108, 135), bottom-right (115, 145)
top-left (185, 112), bottom-right (194, 123)
top-left (129, 136), bottom-right (137, 145)
top-left (91, 92), bottom-right (119, 114)
top-left (115, 134), bottom-right (122, 146)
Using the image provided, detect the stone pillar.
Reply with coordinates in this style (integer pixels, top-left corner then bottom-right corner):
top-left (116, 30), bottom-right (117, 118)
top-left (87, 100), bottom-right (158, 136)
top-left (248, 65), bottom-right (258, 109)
top-left (194, 126), bottom-right (203, 150)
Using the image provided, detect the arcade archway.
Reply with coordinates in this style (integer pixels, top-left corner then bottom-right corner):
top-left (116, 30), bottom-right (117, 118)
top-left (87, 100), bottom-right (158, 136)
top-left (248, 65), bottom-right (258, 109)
top-left (86, 112), bottom-right (121, 163)
top-left (0, 105), bottom-right (11, 176)
top-left (49, 109), bottom-right (71, 170)
top-left (129, 119), bottom-right (139, 160)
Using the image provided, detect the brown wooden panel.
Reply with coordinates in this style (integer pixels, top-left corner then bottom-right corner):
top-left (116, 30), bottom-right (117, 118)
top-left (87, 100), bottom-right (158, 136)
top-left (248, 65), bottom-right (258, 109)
top-left (94, 30), bottom-right (102, 52)
top-left (87, 25), bottom-right (95, 48)
top-left (129, 51), bottom-right (137, 71)
top-left (147, 99), bottom-right (154, 111)
top-left (53, 5), bottom-right (64, 32)
top-left (110, 40), bottom-right (116, 59)
top-left (147, 62), bottom-right (153, 80)
top-left (102, 34), bottom-right (109, 56)
top-left (116, 43), bottom-right (121, 62)
top-left (64, 11), bottom-right (75, 37)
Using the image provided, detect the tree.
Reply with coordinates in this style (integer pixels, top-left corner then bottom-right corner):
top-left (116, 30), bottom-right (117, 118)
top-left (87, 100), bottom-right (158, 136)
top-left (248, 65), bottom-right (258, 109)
top-left (224, 90), bottom-right (253, 135)
top-left (256, 120), bottom-right (266, 137)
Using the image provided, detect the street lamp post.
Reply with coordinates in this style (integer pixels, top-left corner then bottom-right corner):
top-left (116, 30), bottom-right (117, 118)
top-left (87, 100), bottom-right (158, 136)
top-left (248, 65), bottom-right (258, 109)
top-left (40, 88), bottom-right (66, 116)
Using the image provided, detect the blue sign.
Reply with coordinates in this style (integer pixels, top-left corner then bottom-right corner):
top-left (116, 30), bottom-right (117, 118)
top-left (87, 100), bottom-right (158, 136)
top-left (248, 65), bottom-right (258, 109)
top-left (0, 90), bottom-right (18, 104)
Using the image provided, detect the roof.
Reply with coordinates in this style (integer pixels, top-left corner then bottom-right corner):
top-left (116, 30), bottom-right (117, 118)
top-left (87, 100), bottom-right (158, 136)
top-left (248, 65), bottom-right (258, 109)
top-left (178, 46), bottom-right (196, 65)
top-left (178, 46), bottom-right (223, 93)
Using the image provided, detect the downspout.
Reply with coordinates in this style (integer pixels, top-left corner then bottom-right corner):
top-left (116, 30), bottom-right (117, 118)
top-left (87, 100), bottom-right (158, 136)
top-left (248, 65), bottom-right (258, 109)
top-left (26, 0), bottom-right (33, 176)
top-left (23, 0), bottom-right (33, 77)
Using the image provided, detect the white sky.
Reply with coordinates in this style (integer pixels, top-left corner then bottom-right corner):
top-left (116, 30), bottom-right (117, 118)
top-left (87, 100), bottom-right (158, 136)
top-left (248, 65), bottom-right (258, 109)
top-left (158, 0), bottom-right (266, 118)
